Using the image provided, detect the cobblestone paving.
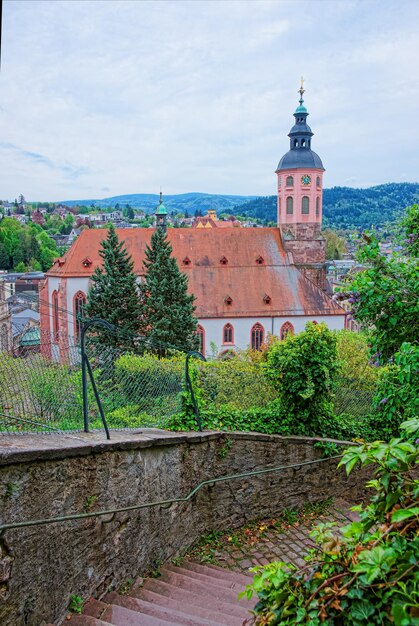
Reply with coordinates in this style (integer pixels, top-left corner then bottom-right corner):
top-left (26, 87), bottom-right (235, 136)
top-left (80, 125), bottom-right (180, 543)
top-left (190, 498), bottom-right (359, 574)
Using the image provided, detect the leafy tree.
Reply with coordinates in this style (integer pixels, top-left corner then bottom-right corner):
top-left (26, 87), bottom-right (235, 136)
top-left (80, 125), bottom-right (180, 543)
top-left (322, 229), bottom-right (347, 259)
top-left (84, 225), bottom-right (143, 345)
top-left (336, 205), bottom-right (419, 362)
top-left (141, 227), bottom-right (199, 352)
top-left (265, 322), bottom-right (338, 434)
top-left (14, 261), bottom-right (26, 273)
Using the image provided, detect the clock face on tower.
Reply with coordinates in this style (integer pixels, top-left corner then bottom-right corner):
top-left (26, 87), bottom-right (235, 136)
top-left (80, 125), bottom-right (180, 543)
top-left (301, 174), bottom-right (311, 185)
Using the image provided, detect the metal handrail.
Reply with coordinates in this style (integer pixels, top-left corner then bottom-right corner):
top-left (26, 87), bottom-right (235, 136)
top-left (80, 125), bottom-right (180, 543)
top-left (0, 455), bottom-right (343, 532)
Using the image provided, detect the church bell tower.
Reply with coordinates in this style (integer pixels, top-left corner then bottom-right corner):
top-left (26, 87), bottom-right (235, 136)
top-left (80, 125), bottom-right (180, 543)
top-left (276, 80), bottom-right (326, 289)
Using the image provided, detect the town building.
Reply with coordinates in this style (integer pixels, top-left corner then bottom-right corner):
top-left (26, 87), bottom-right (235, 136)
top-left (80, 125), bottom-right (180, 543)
top-left (39, 86), bottom-right (345, 357)
top-left (0, 281), bottom-right (12, 352)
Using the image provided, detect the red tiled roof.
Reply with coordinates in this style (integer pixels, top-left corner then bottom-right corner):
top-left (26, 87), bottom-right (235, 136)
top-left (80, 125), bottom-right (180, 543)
top-left (48, 228), bottom-right (344, 318)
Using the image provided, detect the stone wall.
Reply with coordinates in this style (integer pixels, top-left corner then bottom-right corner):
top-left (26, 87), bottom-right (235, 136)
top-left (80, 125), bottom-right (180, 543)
top-left (0, 430), bottom-right (369, 626)
top-left (281, 223), bottom-right (326, 289)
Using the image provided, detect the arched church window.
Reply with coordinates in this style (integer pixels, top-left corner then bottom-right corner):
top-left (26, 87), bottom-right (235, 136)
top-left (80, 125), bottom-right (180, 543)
top-left (286, 197), bottom-right (293, 215)
top-left (286, 176), bottom-right (294, 187)
top-left (52, 290), bottom-right (59, 340)
top-left (196, 325), bottom-right (205, 354)
top-left (280, 321), bottom-right (294, 340)
top-left (302, 196), bottom-right (310, 214)
top-left (251, 323), bottom-right (264, 351)
top-left (316, 176), bottom-right (320, 187)
top-left (301, 139), bottom-right (306, 147)
top-left (223, 323), bottom-right (234, 344)
top-left (316, 197), bottom-right (320, 216)
top-left (74, 291), bottom-right (87, 340)
top-left (293, 139), bottom-right (298, 148)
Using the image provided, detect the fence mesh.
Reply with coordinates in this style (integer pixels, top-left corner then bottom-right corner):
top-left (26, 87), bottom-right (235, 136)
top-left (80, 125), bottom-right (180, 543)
top-left (0, 324), bottom-right (185, 433)
top-left (0, 323), bottom-right (376, 435)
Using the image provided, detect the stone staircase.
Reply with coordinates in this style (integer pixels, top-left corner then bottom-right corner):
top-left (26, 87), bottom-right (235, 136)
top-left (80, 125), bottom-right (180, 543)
top-left (67, 561), bottom-right (254, 626)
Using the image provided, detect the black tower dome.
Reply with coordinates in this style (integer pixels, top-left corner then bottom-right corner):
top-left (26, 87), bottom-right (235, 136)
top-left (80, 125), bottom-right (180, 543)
top-left (276, 83), bottom-right (324, 172)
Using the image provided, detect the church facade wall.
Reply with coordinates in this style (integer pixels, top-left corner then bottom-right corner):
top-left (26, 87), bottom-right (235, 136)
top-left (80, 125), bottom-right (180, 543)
top-left (198, 314), bottom-right (344, 357)
top-left (41, 276), bottom-right (344, 357)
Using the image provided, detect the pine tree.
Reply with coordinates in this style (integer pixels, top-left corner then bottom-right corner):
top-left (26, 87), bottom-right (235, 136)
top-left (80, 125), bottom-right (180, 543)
top-left (84, 225), bottom-right (143, 345)
top-left (141, 227), bottom-right (198, 352)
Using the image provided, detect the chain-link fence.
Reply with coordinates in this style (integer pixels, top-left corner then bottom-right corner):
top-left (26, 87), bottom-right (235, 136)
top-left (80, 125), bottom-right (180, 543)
top-left (0, 321), bottom-right (376, 435)
top-left (0, 322), bottom-right (186, 434)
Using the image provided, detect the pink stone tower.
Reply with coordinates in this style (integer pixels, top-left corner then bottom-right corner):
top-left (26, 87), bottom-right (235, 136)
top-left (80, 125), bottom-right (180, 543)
top-left (276, 80), bottom-right (327, 288)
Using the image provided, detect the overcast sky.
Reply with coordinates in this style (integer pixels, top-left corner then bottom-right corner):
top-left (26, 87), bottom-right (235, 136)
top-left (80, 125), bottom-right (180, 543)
top-left (1, 0), bottom-right (418, 201)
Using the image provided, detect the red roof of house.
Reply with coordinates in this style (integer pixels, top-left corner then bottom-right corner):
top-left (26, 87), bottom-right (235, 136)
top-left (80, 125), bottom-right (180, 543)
top-left (48, 228), bottom-right (344, 318)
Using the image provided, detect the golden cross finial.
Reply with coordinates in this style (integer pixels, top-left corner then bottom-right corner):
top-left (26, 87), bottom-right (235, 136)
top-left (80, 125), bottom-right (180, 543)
top-left (299, 76), bottom-right (305, 99)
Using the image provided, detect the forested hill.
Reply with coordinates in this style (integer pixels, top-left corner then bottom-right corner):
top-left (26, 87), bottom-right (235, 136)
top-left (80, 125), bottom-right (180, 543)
top-left (231, 183), bottom-right (419, 229)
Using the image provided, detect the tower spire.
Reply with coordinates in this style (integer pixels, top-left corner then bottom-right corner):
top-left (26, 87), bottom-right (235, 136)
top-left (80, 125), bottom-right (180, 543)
top-left (155, 188), bottom-right (168, 233)
top-left (298, 76), bottom-right (305, 104)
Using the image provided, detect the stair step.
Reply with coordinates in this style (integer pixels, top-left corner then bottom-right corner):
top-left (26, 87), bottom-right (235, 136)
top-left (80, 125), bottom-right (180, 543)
top-left (67, 616), bottom-right (114, 626)
top-left (137, 578), bottom-right (250, 620)
top-left (83, 597), bottom-right (179, 626)
top-left (182, 561), bottom-right (254, 586)
top-left (104, 592), bottom-right (226, 626)
top-left (158, 569), bottom-right (253, 609)
top-left (131, 587), bottom-right (244, 626)
top-left (162, 563), bottom-right (247, 591)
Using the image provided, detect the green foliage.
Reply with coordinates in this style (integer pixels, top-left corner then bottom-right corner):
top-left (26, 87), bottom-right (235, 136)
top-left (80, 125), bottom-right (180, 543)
top-left (0, 217), bottom-right (58, 271)
top-left (322, 230), bottom-right (347, 260)
top-left (401, 203), bottom-right (419, 256)
top-left (335, 330), bottom-right (379, 385)
top-left (340, 205), bottom-right (419, 361)
top-left (371, 343), bottom-right (419, 439)
top-left (68, 594), bottom-right (83, 614)
top-left (242, 420), bottom-right (419, 625)
top-left (265, 323), bottom-right (339, 434)
top-left (141, 227), bottom-right (199, 352)
top-left (196, 358), bottom-right (276, 411)
top-left (84, 224), bottom-right (144, 345)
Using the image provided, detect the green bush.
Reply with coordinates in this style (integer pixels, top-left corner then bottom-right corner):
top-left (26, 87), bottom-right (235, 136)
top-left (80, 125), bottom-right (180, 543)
top-left (265, 323), bottom-right (339, 434)
top-left (197, 358), bottom-right (276, 411)
top-left (370, 342), bottom-right (419, 440)
top-left (242, 419), bottom-right (419, 625)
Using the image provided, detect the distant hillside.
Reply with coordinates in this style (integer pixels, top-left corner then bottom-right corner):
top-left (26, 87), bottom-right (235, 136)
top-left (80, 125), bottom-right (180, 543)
top-left (230, 183), bottom-right (419, 229)
top-left (62, 183), bottom-right (419, 229)
top-left (62, 192), bottom-right (256, 214)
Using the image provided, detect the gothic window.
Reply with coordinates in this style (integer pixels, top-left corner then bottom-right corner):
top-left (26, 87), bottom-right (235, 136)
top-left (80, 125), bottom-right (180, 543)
top-left (52, 290), bottom-right (59, 339)
top-left (74, 291), bottom-right (87, 340)
top-left (316, 176), bottom-right (320, 187)
top-left (302, 196), bottom-right (310, 214)
top-left (316, 197), bottom-right (320, 216)
top-left (223, 323), bottom-right (234, 345)
top-left (286, 176), bottom-right (294, 187)
top-left (251, 323), bottom-right (264, 351)
top-left (196, 325), bottom-right (205, 354)
top-left (278, 177), bottom-right (281, 187)
top-left (286, 197), bottom-right (293, 215)
top-left (280, 321), bottom-right (294, 340)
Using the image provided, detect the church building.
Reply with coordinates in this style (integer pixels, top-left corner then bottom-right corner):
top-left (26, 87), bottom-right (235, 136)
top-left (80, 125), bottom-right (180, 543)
top-left (39, 86), bottom-right (345, 357)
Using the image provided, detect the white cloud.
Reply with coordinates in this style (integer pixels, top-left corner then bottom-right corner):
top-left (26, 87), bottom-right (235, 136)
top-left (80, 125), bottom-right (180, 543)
top-left (0, 0), bottom-right (418, 200)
